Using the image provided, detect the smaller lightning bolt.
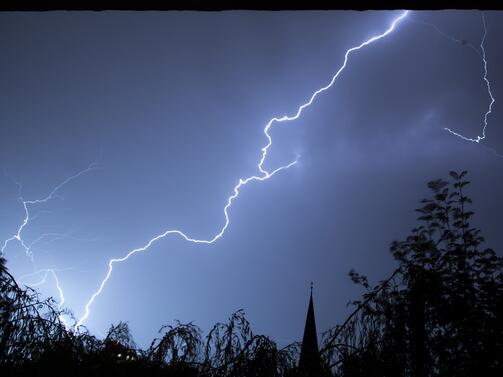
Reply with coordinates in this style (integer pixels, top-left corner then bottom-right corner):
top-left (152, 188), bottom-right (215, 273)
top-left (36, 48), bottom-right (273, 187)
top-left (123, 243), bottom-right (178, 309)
top-left (1, 163), bottom-right (100, 260)
top-left (2, 163), bottom-right (99, 330)
top-left (18, 268), bottom-right (70, 329)
top-left (435, 13), bottom-right (496, 145)
top-left (77, 10), bottom-right (409, 329)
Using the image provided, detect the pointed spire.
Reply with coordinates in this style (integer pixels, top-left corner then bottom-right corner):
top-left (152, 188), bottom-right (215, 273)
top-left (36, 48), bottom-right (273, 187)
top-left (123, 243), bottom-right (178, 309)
top-left (299, 283), bottom-right (321, 376)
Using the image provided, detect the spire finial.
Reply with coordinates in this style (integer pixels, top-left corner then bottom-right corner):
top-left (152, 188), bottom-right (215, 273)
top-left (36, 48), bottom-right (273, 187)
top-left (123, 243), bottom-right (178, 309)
top-left (310, 281), bottom-right (313, 295)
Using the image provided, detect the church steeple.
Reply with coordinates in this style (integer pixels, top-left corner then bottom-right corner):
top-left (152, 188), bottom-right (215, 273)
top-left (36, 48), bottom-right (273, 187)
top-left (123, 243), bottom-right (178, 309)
top-left (299, 282), bottom-right (322, 376)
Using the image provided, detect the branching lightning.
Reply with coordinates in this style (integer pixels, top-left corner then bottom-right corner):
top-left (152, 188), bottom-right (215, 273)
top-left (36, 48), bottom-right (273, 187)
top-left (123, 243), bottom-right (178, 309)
top-left (18, 268), bottom-right (70, 329)
top-left (1, 163), bottom-right (99, 261)
top-left (76, 10), bottom-right (410, 329)
top-left (1, 164), bottom-right (98, 330)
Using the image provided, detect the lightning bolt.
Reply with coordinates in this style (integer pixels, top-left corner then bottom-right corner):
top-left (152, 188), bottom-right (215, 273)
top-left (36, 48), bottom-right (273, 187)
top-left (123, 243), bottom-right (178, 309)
top-left (440, 13), bottom-right (496, 145)
top-left (1, 163), bottom-right (99, 261)
top-left (1, 164), bottom-right (98, 330)
top-left (18, 268), bottom-right (70, 329)
top-left (76, 10), bottom-right (409, 329)
top-left (77, 160), bottom-right (298, 328)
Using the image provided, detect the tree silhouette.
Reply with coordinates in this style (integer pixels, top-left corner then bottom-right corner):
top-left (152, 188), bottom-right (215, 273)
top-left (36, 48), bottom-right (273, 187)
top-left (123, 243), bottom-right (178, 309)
top-left (321, 171), bottom-right (503, 377)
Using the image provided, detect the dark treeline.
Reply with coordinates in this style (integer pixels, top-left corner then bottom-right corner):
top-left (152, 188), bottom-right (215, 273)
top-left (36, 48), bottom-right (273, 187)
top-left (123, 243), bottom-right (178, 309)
top-left (1, 171), bottom-right (502, 377)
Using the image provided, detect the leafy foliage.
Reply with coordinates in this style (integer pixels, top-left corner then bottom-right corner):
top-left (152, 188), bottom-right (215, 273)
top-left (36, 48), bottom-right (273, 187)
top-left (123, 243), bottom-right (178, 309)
top-left (320, 171), bottom-right (503, 377)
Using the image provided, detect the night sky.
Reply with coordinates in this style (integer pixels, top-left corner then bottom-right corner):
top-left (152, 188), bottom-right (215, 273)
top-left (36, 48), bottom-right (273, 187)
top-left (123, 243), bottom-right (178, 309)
top-left (1, 10), bottom-right (502, 347)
